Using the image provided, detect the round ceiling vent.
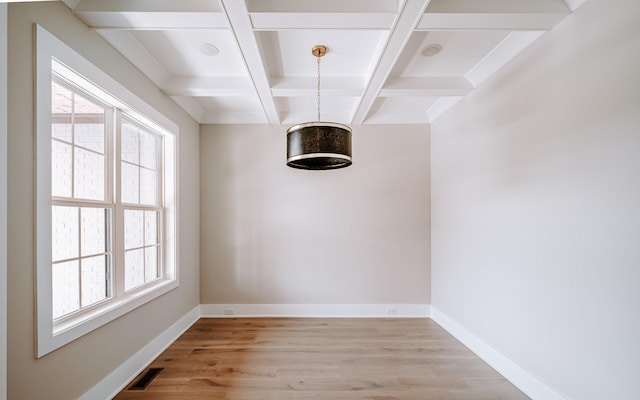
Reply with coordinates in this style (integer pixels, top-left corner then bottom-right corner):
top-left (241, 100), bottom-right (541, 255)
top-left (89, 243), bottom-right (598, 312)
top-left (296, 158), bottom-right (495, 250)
top-left (200, 43), bottom-right (220, 56)
top-left (422, 44), bottom-right (442, 57)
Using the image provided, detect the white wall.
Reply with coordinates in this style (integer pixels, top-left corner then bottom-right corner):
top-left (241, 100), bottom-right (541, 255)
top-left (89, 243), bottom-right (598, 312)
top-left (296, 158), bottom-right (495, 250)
top-left (430, 0), bottom-right (640, 399)
top-left (200, 124), bottom-right (430, 308)
top-left (0, 5), bottom-right (7, 399)
top-left (6, 3), bottom-right (200, 399)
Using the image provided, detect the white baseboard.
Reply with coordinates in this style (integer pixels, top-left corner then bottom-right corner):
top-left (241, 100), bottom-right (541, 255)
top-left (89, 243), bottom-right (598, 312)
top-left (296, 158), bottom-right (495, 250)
top-left (80, 305), bottom-right (565, 400)
top-left (430, 307), bottom-right (566, 400)
top-left (201, 303), bottom-right (431, 318)
top-left (79, 305), bottom-right (200, 400)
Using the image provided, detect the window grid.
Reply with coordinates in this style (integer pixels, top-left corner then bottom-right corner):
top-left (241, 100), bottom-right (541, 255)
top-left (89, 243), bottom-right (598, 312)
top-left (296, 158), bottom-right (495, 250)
top-left (121, 209), bottom-right (162, 292)
top-left (51, 77), bottom-right (110, 204)
top-left (51, 75), bottom-right (165, 324)
top-left (51, 76), bottom-right (115, 322)
top-left (51, 205), bottom-right (112, 323)
top-left (120, 116), bottom-right (162, 207)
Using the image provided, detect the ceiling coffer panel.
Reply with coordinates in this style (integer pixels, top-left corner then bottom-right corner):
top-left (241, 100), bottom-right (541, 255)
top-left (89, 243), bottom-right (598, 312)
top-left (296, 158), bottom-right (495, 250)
top-left (66, 0), bottom-right (582, 124)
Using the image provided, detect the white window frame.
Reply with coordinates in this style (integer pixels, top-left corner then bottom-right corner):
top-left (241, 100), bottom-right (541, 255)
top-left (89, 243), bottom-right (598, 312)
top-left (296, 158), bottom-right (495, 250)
top-left (35, 25), bottom-right (179, 357)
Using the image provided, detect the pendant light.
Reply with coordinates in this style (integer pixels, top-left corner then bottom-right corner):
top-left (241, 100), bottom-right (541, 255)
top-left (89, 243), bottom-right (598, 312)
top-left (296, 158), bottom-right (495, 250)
top-left (286, 45), bottom-right (352, 170)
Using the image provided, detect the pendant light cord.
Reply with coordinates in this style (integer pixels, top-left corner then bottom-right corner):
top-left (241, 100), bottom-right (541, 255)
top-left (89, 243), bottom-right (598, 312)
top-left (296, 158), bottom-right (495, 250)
top-left (317, 55), bottom-right (321, 122)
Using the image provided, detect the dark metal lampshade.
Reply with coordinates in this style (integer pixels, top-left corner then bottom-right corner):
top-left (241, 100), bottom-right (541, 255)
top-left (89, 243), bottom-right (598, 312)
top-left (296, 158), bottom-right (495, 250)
top-left (286, 122), bottom-right (352, 170)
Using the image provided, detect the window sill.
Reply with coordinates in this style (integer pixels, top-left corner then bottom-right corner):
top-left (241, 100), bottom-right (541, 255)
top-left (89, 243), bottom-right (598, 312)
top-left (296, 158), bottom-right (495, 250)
top-left (39, 279), bottom-right (178, 357)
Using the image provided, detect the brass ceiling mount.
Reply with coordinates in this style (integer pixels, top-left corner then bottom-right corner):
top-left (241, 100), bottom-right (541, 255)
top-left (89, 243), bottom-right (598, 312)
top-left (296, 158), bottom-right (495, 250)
top-left (312, 45), bottom-right (327, 58)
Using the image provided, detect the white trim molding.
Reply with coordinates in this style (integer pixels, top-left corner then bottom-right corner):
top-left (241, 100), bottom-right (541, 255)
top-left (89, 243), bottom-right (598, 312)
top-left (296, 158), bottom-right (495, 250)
top-left (430, 307), bottom-right (567, 400)
top-left (35, 25), bottom-right (180, 357)
top-left (76, 304), bottom-right (571, 399)
top-left (201, 304), bottom-right (431, 318)
top-left (79, 305), bottom-right (200, 400)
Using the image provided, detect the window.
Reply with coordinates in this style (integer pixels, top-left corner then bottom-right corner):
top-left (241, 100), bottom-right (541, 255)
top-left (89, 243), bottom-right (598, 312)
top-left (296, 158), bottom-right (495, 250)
top-left (50, 77), bottom-right (167, 322)
top-left (51, 78), bottom-right (112, 321)
top-left (36, 26), bottom-right (178, 357)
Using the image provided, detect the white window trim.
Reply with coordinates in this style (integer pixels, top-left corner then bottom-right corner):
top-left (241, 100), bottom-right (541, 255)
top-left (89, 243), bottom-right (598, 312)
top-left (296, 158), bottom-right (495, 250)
top-left (35, 25), bottom-right (179, 357)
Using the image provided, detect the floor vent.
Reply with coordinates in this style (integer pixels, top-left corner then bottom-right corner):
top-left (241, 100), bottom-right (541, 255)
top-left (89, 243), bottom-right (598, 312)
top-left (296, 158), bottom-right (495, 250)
top-left (128, 367), bottom-right (163, 390)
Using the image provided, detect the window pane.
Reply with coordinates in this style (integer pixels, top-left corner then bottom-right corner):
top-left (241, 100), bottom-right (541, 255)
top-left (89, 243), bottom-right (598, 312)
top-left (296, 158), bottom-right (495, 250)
top-left (81, 255), bottom-right (108, 307)
top-left (51, 140), bottom-right (72, 198)
top-left (51, 80), bottom-right (72, 143)
top-left (74, 92), bottom-right (106, 153)
top-left (121, 162), bottom-right (139, 204)
top-left (74, 148), bottom-right (105, 201)
top-left (139, 130), bottom-right (157, 169)
top-left (52, 121), bottom-right (72, 143)
top-left (52, 80), bottom-right (72, 112)
top-left (74, 92), bottom-right (104, 115)
top-left (124, 209), bottom-right (143, 250)
top-left (145, 246), bottom-right (158, 282)
top-left (52, 206), bottom-right (78, 262)
top-left (124, 248), bottom-right (144, 291)
top-left (121, 120), bottom-right (139, 164)
top-left (139, 168), bottom-right (157, 206)
top-left (75, 121), bottom-right (105, 153)
top-left (52, 260), bottom-right (80, 319)
top-left (81, 208), bottom-right (108, 257)
top-left (144, 211), bottom-right (158, 246)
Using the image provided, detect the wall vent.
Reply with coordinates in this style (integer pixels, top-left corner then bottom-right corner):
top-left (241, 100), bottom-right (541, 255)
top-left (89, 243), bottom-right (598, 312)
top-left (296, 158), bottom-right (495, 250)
top-left (128, 367), bottom-right (163, 390)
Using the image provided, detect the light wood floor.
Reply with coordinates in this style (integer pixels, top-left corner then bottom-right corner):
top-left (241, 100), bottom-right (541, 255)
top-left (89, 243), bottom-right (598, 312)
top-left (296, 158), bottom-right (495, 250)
top-left (114, 318), bottom-right (529, 400)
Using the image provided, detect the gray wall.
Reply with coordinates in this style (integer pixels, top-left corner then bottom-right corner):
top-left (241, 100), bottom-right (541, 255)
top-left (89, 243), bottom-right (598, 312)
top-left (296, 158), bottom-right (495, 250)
top-left (7, 3), bottom-right (200, 399)
top-left (430, 0), bottom-right (640, 398)
top-left (1, 4), bottom-right (7, 400)
top-left (200, 124), bottom-right (430, 305)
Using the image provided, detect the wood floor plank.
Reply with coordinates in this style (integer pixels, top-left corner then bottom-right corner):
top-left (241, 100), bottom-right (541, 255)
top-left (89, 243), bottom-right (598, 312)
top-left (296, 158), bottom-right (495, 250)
top-left (114, 318), bottom-right (529, 399)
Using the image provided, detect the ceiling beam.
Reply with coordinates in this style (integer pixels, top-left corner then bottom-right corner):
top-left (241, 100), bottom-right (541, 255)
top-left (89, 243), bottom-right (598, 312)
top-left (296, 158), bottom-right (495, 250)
top-left (73, 13), bottom-right (228, 30)
top-left (417, 0), bottom-right (570, 31)
top-left (380, 77), bottom-right (473, 96)
top-left (200, 111), bottom-right (269, 124)
top-left (465, 31), bottom-right (544, 87)
top-left (351, 0), bottom-right (433, 124)
top-left (245, 0), bottom-right (400, 30)
top-left (249, 13), bottom-right (396, 30)
top-left (74, 0), bottom-right (222, 12)
top-left (221, 0), bottom-right (280, 124)
top-left (163, 77), bottom-right (365, 99)
top-left (161, 77), bottom-right (255, 96)
top-left (270, 77), bottom-right (364, 97)
top-left (72, 0), bottom-right (227, 29)
top-left (246, 0), bottom-right (398, 13)
top-left (417, 13), bottom-right (568, 31)
top-left (423, 0), bottom-right (569, 14)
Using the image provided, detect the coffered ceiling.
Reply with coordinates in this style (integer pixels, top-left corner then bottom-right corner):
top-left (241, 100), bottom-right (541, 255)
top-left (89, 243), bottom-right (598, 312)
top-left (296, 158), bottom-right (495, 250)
top-left (61, 0), bottom-right (587, 125)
